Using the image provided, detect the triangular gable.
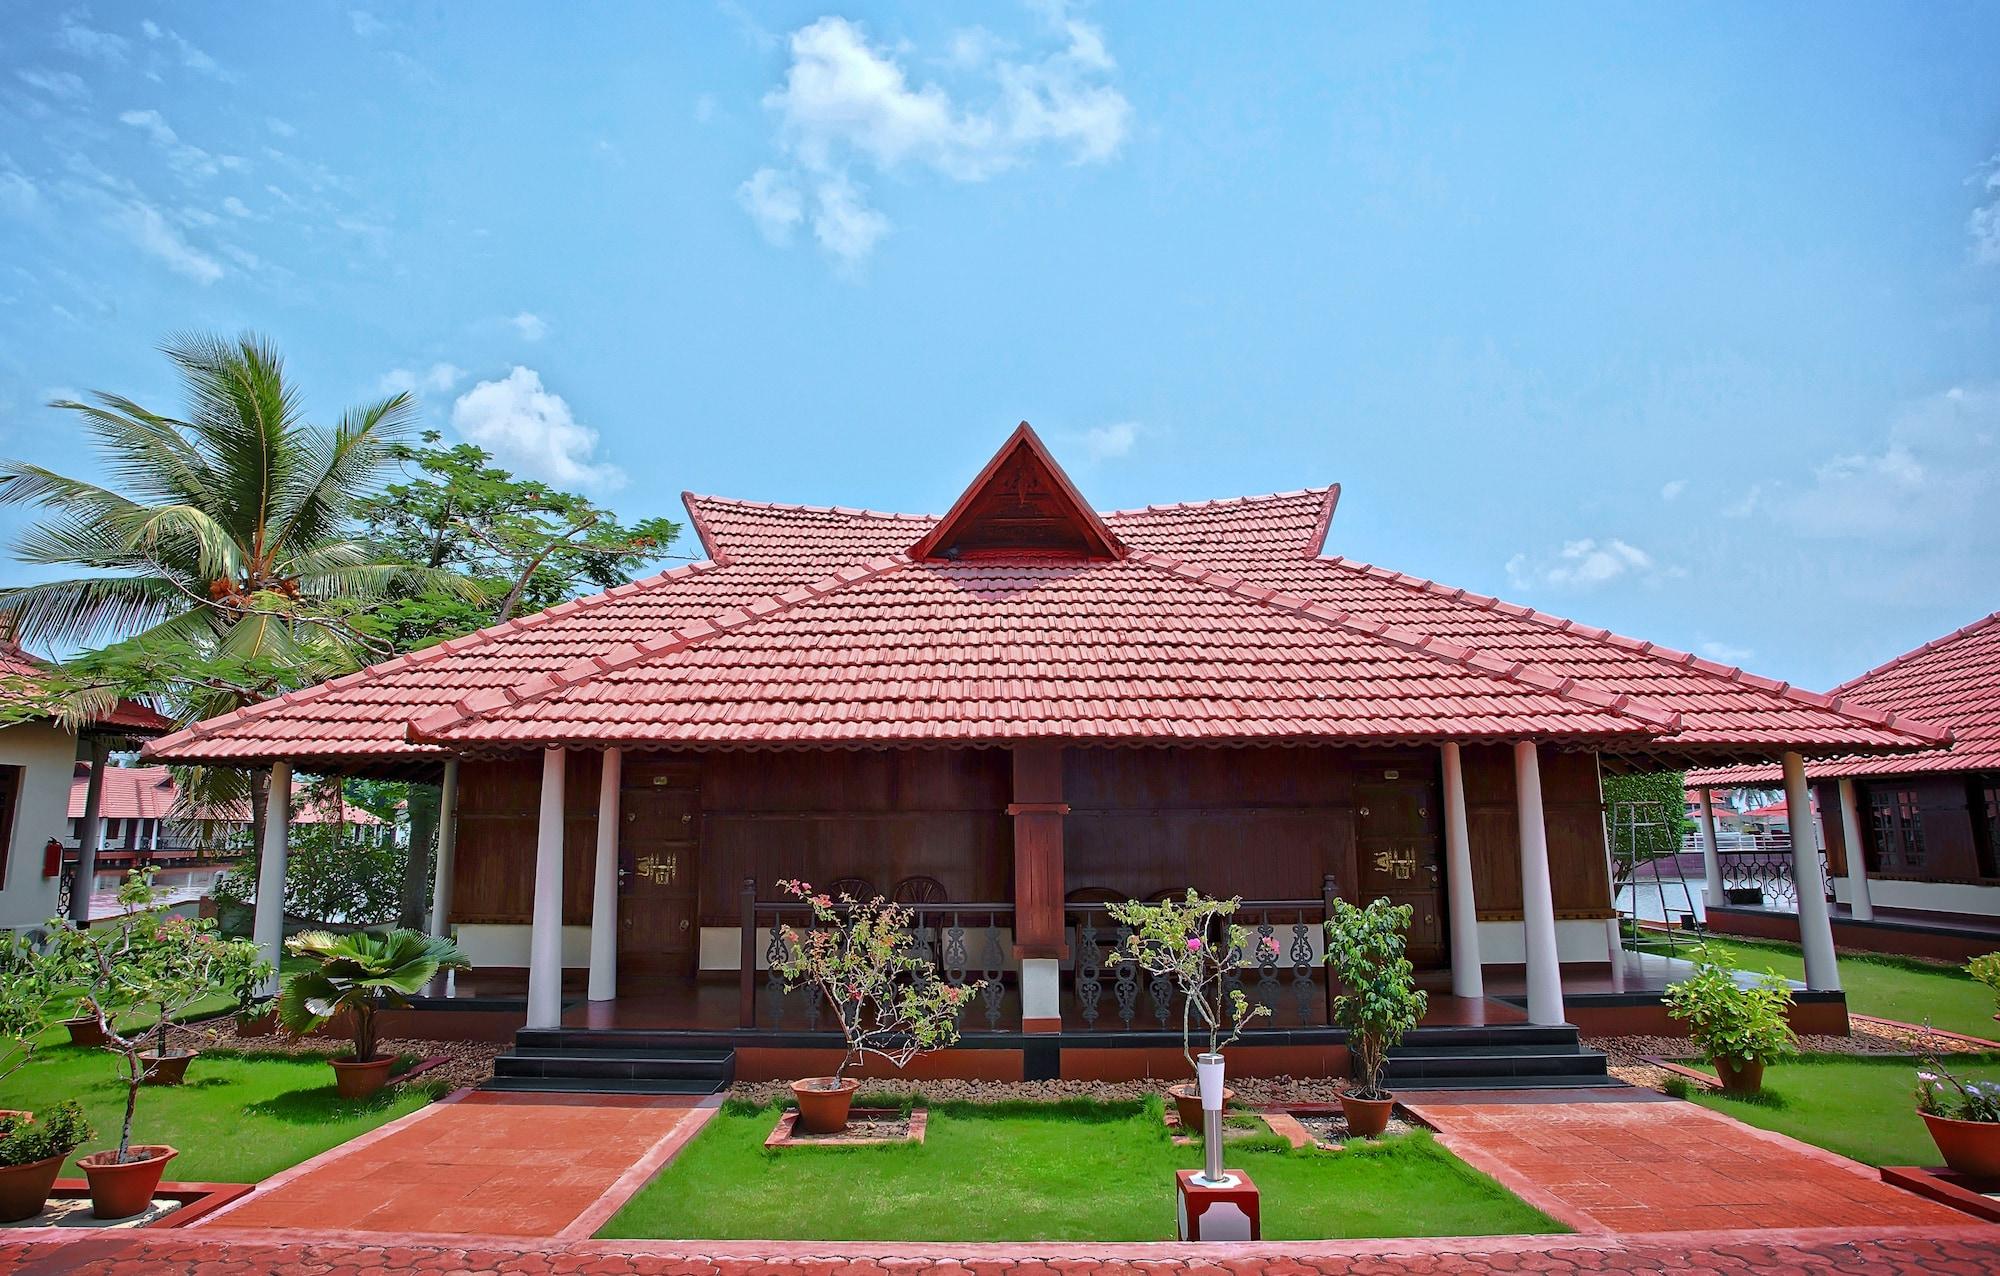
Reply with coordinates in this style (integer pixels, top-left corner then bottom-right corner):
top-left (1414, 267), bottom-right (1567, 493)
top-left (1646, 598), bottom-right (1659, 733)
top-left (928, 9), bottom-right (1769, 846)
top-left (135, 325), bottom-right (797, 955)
top-left (909, 423), bottom-right (1125, 561)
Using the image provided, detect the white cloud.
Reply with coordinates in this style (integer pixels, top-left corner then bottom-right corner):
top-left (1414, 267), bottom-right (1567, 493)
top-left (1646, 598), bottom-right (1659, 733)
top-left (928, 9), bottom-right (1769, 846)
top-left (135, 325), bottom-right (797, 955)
top-left (451, 368), bottom-right (622, 489)
top-left (221, 195), bottom-right (254, 218)
top-left (809, 173), bottom-right (889, 265)
top-left (737, 168), bottom-right (804, 245)
top-left (1660, 478), bottom-right (1687, 501)
top-left (379, 363), bottom-right (466, 396)
top-left (1972, 154), bottom-right (2000, 266)
top-left (1505, 537), bottom-right (1669, 591)
top-left (106, 200), bottom-right (223, 283)
top-left (140, 21), bottom-right (228, 79)
top-left (1079, 421), bottom-right (1140, 462)
top-left (509, 311), bottom-right (549, 342)
top-left (1772, 384), bottom-right (1999, 542)
top-left (15, 68), bottom-right (90, 100)
top-left (0, 169), bottom-right (41, 220)
top-left (743, 9), bottom-right (1130, 267)
top-left (56, 16), bottom-right (130, 64)
top-left (349, 9), bottom-right (388, 38)
top-left (118, 108), bottom-right (246, 181)
top-left (266, 116), bottom-right (297, 138)
top-left (1698, 640), bottom-right (1755, 666)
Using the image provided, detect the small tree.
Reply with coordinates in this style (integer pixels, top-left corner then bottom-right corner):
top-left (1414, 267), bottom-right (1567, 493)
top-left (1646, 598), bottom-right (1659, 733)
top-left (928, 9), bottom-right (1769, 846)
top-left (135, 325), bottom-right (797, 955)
top-left (1324, 897), bottom-right (1428, 1099)
top-left (1106, 890), bottom-right (1274, 1073)
top-left (279, 929), bottom-right (470, 1064)
top-left (771, 880), bottom-right (984, 1086)
top-left (0, 931), bottom-right (66, 1084)
top-left (50, 869), bottom-right (269, 1163)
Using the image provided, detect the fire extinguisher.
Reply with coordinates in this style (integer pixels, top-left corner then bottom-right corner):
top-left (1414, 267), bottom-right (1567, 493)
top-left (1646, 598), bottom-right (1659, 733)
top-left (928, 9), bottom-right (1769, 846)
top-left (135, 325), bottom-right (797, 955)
top-left (43, 837), bottom-right (63, 878)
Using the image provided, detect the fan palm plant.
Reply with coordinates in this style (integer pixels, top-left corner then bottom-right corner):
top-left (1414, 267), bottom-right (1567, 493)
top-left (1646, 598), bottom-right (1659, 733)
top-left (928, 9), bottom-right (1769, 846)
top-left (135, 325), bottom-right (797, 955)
top-left (280, 929), bottom-right (471, 1068)
top-left (0, 330), bottom-right (478, 729)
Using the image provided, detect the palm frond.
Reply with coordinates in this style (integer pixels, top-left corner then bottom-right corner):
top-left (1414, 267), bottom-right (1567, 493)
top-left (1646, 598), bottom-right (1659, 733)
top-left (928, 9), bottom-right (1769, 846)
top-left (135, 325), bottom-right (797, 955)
top-left (271, 392), bottom-right (415, 559)
top-left (0, 577), bottom-right (184, 651)
top-left (160, 332), bottom-right (303, 552)
top-left (109, 503), bottom-right (245, 583)
top-left (48, 395), bottom-right (218, 509)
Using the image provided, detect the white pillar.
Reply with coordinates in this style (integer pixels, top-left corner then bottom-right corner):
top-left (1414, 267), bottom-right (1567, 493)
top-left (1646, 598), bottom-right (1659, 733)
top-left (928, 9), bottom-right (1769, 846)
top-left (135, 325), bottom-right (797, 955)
top-left (255, 761), bottom-right (292, 996)
top-left (428, 758), bottom-right (460, 940)
top-left (1513, 742), bottom-right (1565, 1026)
top-left (67, 737), bottom-right (110, 924)
top-left (527, 746), bottom-right (568, 1028)
top-left (1838, 778), bottom-right (1875, 923)
top-left (588, 747), bottom-right (622, 1002)
top-left (1440, 743), bottom-right (1483, 1000)
top-left (1594, 754), bottom-right (1622, 958)
top-left (1020, 957), bottom-right (1062, 1030)
top-left (1783, 751), bottom-right (1841, 991)
top-left (1697, 788), bottom-right (1725, 908)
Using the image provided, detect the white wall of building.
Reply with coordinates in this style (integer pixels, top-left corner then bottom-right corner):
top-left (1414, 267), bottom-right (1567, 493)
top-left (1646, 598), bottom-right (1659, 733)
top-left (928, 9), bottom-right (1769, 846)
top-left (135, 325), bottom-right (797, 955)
top-left (1475, 918), bottom-right (1614, 966)
top-left (454, 922), bottom-right (592, 969)
top-left (0, 719), bottom-right (82, 933)
top-left (1834, 876), bottom-right (2000, 919)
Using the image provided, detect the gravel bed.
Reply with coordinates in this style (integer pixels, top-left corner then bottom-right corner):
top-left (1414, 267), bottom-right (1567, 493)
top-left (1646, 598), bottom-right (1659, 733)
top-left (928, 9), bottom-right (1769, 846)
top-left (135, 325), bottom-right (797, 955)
top-left (171, 1016), bottom-right (502, 1092)
top-left (1588, 1019), bottom-right (1986, 1091)
top-left (1295, 1112), bottom-right (1420, 1146)
top-left (777, 1113), bottom-right (917, 1144)
top-left (729, 1074), bottom-right (1350, 1108)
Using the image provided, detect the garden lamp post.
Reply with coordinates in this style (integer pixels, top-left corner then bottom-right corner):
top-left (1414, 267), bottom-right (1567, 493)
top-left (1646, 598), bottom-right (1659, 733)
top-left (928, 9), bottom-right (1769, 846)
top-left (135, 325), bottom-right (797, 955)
top-left (1196, 1051), bottom-right (1228, 1187)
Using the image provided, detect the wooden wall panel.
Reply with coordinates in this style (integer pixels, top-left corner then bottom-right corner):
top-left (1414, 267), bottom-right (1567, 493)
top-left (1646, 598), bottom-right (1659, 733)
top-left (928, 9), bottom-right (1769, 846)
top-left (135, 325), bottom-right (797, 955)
top-left (1466, 745), bottom-right (1611, 920)
top-left (451, 750), bottom-right (606, 926)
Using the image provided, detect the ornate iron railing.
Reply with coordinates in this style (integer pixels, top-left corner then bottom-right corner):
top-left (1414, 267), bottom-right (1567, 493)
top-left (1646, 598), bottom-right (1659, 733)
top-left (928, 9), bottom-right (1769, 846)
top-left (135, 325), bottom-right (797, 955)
top-left (738, 880), bottom-right (1014, 1031)
top-left (1064, 877), bottom-right (1339, 1032)
top-left (1714, 841), bottom-right (1834, 912)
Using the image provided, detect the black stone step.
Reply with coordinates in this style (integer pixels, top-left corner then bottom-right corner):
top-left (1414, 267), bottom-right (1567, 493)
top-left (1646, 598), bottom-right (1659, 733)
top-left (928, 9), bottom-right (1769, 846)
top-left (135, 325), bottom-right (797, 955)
top-left (481, 1075), bottom-right (727, 1096)
top-left (1387, 1072), bottom-right (1625, 1092)
top-left (493, 1052), bottom-right (735, 1082)
top-left (1384, 1049), bottom-right (1609, 1080)
top-left (1401, 1025), bottom-right (1581, 1047)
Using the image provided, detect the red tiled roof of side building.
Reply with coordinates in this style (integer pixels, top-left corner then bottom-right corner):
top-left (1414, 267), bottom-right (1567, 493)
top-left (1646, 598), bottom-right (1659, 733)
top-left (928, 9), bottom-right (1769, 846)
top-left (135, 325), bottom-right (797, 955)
top-left (0, 642), bottom-right (174, 735)
top-left (68, 763), bottom-right (386, 824)
top-left (410, 550), bottom-right (1681, 749)
top-left (1688, 609), bottom-right (2000, 788)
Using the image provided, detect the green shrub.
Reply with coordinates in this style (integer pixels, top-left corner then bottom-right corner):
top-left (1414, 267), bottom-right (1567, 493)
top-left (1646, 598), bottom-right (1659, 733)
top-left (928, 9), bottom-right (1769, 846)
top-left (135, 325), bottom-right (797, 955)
top-left (1967, 953), bottom-right (2000, 1013)
top-left (1324, 897), bottom-right (1428, 1098)
top-left (0, 1101), bottom-right (93, 1168)
top-left (1664, 956), bottom-right (1797, 1064)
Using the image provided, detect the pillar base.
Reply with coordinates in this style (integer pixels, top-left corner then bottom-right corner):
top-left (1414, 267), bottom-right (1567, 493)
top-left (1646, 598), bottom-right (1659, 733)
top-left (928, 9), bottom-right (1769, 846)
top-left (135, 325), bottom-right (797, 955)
top-left (1019, 956), bottom-right (1061, 1033)
top-left (1175, 1168), bottom-right (1260, 1241)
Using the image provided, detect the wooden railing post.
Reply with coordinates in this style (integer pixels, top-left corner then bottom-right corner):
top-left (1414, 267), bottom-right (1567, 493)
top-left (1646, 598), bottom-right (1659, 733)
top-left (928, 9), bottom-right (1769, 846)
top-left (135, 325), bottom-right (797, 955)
top-left (1321, 873), bottom-right (1339, 1026)
top-left (739, 876), bottom-right (757, 1028)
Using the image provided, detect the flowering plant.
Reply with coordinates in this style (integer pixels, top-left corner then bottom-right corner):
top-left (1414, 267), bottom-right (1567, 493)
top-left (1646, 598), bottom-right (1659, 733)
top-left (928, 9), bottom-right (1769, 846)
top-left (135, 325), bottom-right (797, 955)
top-left (1917, 1047), bottom-right (2000, 1124)
top-left (771, 879), bottom-right (985, 1086)
top-left (1105, 890), bottom-right (1273, 1073)
top-left (1323, 897), bottom-right (1428, 1100)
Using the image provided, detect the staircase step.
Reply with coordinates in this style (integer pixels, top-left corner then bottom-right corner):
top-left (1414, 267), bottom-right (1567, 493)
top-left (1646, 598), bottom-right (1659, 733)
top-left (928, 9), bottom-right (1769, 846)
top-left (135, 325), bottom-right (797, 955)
top-left (493, 1053), bottom-right (735, 1082)
top-left (481, 1075), bottom-right (726, 1096)
top-left (1385, 1049), bottom-right (1609, 1080)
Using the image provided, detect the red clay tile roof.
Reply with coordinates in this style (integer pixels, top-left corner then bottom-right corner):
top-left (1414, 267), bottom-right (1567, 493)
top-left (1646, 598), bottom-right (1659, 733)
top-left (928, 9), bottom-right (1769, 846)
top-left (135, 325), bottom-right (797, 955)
top-left (68, 763), bottom-right (387, 824)
top-left (145, 428), bottom-right (1949, 767)
top-left (0, 643), bottom-right (173, 735)
top-left (1688, 610), bottom-right (2000, 787)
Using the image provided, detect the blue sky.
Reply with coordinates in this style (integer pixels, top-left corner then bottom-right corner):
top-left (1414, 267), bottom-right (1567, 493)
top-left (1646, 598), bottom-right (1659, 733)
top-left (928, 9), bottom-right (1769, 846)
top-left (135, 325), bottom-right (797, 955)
top-left (2, 3), bottom-right (1997, 691)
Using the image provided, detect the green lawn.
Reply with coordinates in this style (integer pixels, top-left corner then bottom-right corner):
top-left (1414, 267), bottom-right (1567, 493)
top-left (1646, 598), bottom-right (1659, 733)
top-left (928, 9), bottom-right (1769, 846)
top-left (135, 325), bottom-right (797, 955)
top-left (599, 1096), bottom-right (1563, 1242)
top-left (1683, 1053), bottom-right (2000, 1167)
top-left (0, 1042), bottom-right (435, 1183)
top-left (1636, 933), bottom-right (1998, 1040)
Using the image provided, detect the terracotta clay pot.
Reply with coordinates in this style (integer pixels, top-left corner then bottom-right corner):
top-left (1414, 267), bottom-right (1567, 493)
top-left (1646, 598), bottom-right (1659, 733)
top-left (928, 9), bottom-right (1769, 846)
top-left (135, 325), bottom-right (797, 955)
top-left (62, 1017), bottom-right (106, 1049)
top-left (1341, 1092), bottom-right (1397, 1138)
top-left (77, 1145), bottom-right (177, 1220)
top-left (1168, 1084), bottom-right (1235, 1135)
top-left (1922, 1112), bottom-right (2000, 1179)
top-left (235, 1008), bottom-right (277, 1038)
top-left (0, 1154), bottom-right (65, 1223)
top-left (790, 1077), bottom-right (861, 1134)
top-left (1714, 1056), bottom-right (1765, 1096)
top-left (140, 1051), bottom-right (197, 1086)
top-left (331, 1055), bottom-right (397, 1100)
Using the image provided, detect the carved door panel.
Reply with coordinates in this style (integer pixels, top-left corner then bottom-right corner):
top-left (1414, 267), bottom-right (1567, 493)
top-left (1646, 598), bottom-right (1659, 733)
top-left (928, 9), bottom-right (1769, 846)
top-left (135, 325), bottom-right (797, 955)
top-left (1353, 777), bottom-right (1445, 967)
top-left (618, 771), bottom-right (700, 978)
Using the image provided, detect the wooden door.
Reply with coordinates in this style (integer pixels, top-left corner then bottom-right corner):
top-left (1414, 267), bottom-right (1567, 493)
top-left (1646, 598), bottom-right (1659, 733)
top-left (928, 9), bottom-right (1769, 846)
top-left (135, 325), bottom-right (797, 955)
top-left (1353, 774), bottom-right (1445, 967)
top-left (618, 768), bottom-right (701, 979)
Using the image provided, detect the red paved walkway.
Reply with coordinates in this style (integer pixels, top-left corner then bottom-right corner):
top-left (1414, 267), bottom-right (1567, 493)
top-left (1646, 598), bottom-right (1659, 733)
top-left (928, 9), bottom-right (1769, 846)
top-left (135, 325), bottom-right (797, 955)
top-left (3, 1225), bottom-right (1997, 1272)
top-left (1407, 1096), bottom-right (1971, 1233)
top-left (199, 1090), bottom-right (710, 1238)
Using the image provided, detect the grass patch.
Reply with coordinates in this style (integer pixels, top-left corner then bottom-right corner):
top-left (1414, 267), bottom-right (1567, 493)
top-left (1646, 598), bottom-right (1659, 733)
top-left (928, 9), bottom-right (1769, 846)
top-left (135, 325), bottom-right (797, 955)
top-left (599, 1095), bottom-right (1563, 1242)
top-left (1635, 933), bottom-right (1998, 1040)
top-left (1686, 1053), bottom-right (2000, 1167)
top-left (0, 1042), bottom-right (434, 1182)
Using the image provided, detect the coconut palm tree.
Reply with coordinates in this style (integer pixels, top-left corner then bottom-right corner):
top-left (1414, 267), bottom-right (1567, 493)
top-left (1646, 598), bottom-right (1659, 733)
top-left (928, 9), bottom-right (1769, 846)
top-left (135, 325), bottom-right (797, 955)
top-left (0, 331), bottom-right (473, 721)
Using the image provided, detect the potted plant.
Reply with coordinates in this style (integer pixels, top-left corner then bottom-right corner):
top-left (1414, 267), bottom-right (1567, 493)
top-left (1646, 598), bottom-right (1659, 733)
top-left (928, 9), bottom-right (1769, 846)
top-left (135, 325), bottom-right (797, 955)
top-left (1968, 953), bottom-right (2000, 1023)
top-left (1663, 956), bottom-right (1796, 1095)
top-left (279, 928), bottom-right (470, 1099)
top-left (0, 1103), bottom-right (93, 1223)
top-left (50, 868), bottom-right (269, 1219)
top-left (1323, 897), bottom-right (1428, 1138)
top-left (770, 880), bottom-right (984, 1134)
top-left (1105, 890), bottom-right (1273, 1136)
top-left (1917, 1046), bottom-right (2000, 1177)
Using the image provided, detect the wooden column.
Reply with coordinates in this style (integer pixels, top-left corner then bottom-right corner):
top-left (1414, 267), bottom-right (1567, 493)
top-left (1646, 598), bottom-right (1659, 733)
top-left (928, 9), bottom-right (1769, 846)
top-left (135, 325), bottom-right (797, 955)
top-left (1008, 744), bottom-right (1068, 1033)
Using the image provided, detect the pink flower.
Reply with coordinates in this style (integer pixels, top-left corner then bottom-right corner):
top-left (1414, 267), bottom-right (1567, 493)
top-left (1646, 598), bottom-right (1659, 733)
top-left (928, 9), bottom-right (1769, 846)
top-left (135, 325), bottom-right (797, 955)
top-left (1186, 938), bottom-right (1203, 952)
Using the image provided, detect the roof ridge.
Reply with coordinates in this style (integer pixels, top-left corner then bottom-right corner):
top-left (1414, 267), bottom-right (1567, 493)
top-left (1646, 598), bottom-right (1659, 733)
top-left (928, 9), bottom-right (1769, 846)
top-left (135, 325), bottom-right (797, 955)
top-left (1308, 554), bottom-right (1954, 749)
top-left (1828, 608), bottom-right (2000, 696)
top-left (1098, 484), bottom-right (1338, 519)
top-left (143, 557), bottom-right (737, 758)
top-left (682, 492), bottom-right (939, 522)
top-left (1124, 550), bottom-right (1682, 735)
top-left (409, 554), bottom-right (914, 742)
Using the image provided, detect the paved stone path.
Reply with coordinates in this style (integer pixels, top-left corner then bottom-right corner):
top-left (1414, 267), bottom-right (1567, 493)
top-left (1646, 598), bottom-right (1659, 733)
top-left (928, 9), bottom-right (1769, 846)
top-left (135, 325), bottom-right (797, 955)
top-left (197, 1090), bottom-right (710, 1237)
top-left (1406, 1097), bottom-right (1970, 1233)
top-left (3, 1225), bottom-right (1997, 1272)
